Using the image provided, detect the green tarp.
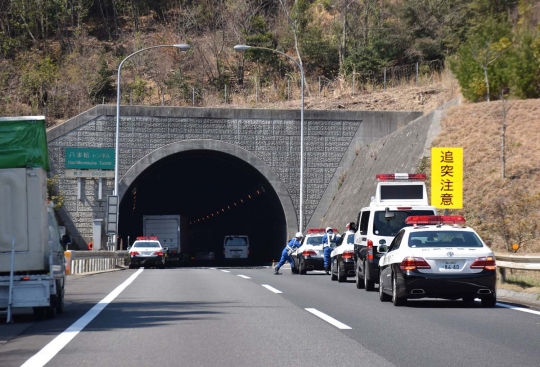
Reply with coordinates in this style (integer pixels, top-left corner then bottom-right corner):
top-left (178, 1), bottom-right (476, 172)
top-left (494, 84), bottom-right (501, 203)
top-left (0, 116), bottom-right (50, 171)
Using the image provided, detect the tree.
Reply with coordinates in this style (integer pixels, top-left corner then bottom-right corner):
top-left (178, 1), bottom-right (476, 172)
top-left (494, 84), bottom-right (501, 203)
top-left (450, 18), bottom-right (512, 102)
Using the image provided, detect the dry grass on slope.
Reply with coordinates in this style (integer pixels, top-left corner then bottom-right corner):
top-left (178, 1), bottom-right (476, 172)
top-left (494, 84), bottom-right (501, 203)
top-left (432, 99), bottom-right (540, 253)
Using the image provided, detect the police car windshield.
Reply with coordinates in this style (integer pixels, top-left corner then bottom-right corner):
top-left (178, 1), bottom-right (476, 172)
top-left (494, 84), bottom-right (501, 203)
top-left (133, 242), bottom-right (160, 248)
top-left (305, 236), bottom-right (323, 245)
top-left (373, 210), bottom-right (435, 237)
top-left (408, 231), bottom-right (483, 248)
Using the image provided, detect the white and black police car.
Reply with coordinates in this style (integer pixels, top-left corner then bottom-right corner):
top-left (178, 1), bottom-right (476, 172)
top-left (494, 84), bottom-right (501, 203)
top-left (378, 215), bottom-right (497, 307)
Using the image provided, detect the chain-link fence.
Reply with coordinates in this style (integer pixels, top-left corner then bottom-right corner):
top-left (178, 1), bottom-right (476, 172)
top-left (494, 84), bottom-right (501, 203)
top-left (46, 60), bottom-right (445, 120)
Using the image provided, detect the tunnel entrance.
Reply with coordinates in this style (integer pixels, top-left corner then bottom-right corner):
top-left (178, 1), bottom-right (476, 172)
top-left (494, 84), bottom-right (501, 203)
top-left (119, 149), bottom-right (288, 266)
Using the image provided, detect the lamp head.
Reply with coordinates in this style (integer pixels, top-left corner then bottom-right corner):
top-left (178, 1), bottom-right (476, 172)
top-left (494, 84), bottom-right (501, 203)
top-left (174, 44), bottom-right (191, 51)
top-left (234, 44), bottom-right (251, 52)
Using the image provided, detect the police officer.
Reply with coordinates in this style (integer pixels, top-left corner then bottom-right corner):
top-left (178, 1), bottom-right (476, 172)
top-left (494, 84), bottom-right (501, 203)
top-left (322, 227), bottom-right (339, 274)
top-left (274, 232), bottom-right (303, 274)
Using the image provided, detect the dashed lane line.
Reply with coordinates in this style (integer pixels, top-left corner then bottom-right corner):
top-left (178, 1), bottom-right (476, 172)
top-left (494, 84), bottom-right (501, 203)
top-left (261, 284), bottom-right (283, 294)
top-left (221, 270), bottom-right (231, 273)
top-left (305, 308), bottom-right (352, 330)
top-left (21, 268), bottom-right (145, 367)
top-left (237, 275), bottom-right (251, 279)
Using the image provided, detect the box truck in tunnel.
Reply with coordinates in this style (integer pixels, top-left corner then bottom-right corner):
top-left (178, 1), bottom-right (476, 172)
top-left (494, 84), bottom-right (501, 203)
top-left (143, 215), bottom-right (190, 265)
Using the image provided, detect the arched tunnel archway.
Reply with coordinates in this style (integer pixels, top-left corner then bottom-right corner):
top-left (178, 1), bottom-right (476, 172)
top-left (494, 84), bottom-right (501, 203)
top-left (118, 141), bottom-right (294, 266)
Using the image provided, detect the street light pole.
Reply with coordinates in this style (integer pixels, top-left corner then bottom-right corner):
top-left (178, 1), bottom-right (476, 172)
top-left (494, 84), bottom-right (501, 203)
top-left (233, 45), bottom-right (305, 233)
top-left (114, 43), bottom-right (190, 242)
top-left (114, 43), bottom-right (191, 197)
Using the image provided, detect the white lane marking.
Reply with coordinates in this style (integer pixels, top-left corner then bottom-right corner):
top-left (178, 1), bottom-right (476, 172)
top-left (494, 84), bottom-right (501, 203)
top-left (497, 302), bottom-right (540, 316)
top-left (21, 268), bottom-right (145, 367)
top-left (221, 270), bottom-right (231, 273)
top-left (237, 275), bottom-right (251, 279)
top-left (261, 284), bottom-right (282, 293)
top-left (209, 268), bottom-right (216, 270)
top-left (305, 308), bottom-right (352, 330)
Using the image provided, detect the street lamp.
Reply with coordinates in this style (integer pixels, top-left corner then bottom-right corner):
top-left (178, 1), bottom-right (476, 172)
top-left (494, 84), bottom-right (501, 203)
top-left (233, 44), bottom-right (305, 233)
top-left (114, 43), bottom-right (191, 197)
top-left (113, 43), bottom-right (190, 244)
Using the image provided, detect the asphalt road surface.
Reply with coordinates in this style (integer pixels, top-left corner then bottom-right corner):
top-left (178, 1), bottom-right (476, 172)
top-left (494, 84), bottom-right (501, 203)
top-left (2, 267), bottom-right (540, 367)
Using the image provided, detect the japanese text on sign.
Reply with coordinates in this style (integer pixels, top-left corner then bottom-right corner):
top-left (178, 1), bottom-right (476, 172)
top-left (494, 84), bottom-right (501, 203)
top-left (431, 147), bottom-right (463, 209)
top-left (65, 148), bottom-right (115, 170)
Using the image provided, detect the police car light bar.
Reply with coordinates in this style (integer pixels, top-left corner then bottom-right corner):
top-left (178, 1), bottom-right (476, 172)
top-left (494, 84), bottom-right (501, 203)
top-left (405, 216), bottom-right (466, 225)
top-left (307, 228), bottom-right (338, 234)
top-left (376, 173), bottom-right (426, 181)
top-left (136, 236), bottom-right (159, 240)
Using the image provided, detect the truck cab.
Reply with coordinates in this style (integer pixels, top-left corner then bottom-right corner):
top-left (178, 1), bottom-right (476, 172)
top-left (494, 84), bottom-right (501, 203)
top-left (353, 173), bottom-right (437, 291)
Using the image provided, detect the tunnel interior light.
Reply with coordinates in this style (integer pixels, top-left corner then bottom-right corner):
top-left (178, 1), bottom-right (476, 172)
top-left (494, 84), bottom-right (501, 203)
top-left (190, 185), bottom-right (268, 225)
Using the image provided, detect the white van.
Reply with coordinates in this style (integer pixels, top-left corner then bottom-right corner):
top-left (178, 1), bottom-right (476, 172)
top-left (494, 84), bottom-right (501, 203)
top-left (223, 235), bottom-right (250, 259)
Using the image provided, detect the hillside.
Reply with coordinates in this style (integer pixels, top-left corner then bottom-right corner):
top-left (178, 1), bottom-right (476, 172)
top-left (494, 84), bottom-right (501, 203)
top-left (433, 98), bottom-right (540, 253)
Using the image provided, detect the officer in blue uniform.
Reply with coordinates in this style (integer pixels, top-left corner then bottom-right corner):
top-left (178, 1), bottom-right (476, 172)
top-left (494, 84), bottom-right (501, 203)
top-left (322, 227), bottom-right (339, 274)
top-left (274, 232), bottom-right (303, 274)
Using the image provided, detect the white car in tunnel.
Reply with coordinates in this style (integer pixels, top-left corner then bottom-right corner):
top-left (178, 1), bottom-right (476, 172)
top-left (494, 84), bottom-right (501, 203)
top-left (223, 235), bottom-right (250, 260)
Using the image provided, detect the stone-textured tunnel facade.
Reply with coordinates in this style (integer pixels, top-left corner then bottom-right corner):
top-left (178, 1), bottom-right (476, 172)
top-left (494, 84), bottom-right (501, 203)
top-left (46, 105), bottom-right (421, 247)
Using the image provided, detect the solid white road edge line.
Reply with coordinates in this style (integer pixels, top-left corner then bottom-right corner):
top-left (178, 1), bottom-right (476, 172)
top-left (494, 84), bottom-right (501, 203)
top-left (261, 284), bottom-right (282, 293)
top-left (305, 308), bottom-right (352, 330)
top-left (21, 268), bottom-right (145, 367)
top-left (221, 270), bottom-right (231, 273)
top-left (496, 302), bottom-right (540, 316)
top-left (237, 275), bottom-right (251, 279)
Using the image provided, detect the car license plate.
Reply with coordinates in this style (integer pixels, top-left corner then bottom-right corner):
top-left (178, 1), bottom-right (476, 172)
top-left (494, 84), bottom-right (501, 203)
top-left (232, 252), bottom-right (241, 258)
top-left (142, 252), bottom-right (152, 256)
top-left (441, 261), bottom-right (460, 270)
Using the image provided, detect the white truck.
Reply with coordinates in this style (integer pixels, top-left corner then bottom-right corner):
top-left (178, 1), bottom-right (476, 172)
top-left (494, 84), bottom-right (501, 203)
top-left (0, 116), bottom-right (71, 322)
top-left (142, 215), bottom-right (190, 265)
top-left (353, 173), bottom-right (437, 291)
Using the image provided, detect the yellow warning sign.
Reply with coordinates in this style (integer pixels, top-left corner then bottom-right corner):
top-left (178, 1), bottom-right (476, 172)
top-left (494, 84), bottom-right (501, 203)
top-left (431, 147), bottom-right (463, 209)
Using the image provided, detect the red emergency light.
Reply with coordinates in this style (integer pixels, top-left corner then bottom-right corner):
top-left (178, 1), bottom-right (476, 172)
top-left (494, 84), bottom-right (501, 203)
top-left (376, 173), bottom-right (426, 181)
top-left (136, 236), bottom-right (159, 241)
top-left (307, 228), bottom-right (338, 234)
top-left (405, 216), bottom-right (466, 225)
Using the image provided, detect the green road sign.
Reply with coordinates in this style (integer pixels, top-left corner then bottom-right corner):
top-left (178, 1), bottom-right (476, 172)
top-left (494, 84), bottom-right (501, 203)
top-left (65, 147), bottom-right (115, 170)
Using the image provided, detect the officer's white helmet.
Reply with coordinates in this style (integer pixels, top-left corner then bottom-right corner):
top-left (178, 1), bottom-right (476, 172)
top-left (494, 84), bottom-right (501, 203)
top-left (325, 227), bottom-right (332, 233)
top-left (295, 232), bottom-right (303, 238)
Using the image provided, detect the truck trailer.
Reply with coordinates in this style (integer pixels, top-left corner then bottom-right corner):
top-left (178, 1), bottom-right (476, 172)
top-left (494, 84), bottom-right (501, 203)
top-left (142, 215), bottom-right (190, 265)
top-left (0, 116), bottom-right (71, 322)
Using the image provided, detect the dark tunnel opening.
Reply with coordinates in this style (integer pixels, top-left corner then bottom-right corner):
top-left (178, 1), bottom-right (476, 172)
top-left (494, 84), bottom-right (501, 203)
top-left (118, 150), bottom-right (288, 266)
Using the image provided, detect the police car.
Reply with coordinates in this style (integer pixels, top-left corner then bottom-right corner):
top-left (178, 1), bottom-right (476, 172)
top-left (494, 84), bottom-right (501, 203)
top-left (330, 227), bottom-right (356, 282)
top-left (378, 216), bottom-right (497, 307)
top-left (128, 236), bottom-right (168, 269)
top-left (354, 173), bottom-right (436, 291)
top-left (292, 228), bottom-right (335, 274)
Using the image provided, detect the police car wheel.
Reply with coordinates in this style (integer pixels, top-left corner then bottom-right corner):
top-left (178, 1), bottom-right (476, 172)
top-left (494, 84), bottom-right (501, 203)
top-left (355, 266), bottom-right (364, 289)
top-left (481, 294), bottom-right (496, 307)
top-left (337, 260), bottom-right (346, 282)
top-left (330, 260), bottom-right (337, 281)
top-left (364, 262), bottom-right (375, 291)
top-left (392, 274), bottom-right (406, 306)
top-left (379, 272), bottom-right (391, 302)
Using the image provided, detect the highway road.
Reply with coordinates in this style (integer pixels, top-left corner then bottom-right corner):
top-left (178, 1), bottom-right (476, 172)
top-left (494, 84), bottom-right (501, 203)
top-left (2, 267), bottom-right (540, 367)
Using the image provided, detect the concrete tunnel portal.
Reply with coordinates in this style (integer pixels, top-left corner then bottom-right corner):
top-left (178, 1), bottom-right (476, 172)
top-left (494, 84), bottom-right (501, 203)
top-left (118, 146), bottom-right (290, 266)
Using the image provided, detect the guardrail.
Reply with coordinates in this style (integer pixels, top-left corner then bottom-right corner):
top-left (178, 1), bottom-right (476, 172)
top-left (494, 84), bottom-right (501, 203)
top-left (495, 252), bottom-right (540, 282)
top-left (65, 250), bottom-right (129, 275)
